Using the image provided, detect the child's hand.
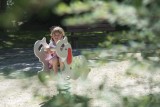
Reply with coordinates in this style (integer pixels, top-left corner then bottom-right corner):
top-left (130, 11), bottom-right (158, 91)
top-left (47, 48), bottom-right (56, 54)
top-left (45, 48), bottom-right (52, 54)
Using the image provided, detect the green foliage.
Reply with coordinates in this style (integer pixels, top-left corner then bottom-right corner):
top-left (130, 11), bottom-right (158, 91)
top-left (123, 94), bottom-right (160, 107)
top-left (55, 1), bottom-right (160, 106)
top-left (0, 0), bottom-right (60, 28)
top-left (54, 0), bottom-right (160, 56)
top-left (55, 1), bottom-right (91, 15)
top-left (38, 71), bottom-right (51, 85)
top-left (71, 55), bottom-right (90, 79)
top-left (40, 92), bottom-right (90, 107)
top-left (55, 1), bottom-right (145, 27)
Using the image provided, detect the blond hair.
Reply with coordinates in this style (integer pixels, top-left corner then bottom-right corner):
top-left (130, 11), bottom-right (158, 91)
top-left (50, 26), bottom-right (65, 37)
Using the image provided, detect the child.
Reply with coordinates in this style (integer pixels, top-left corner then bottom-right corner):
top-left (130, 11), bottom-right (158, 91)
top-left (45, 26), bottom-right (65, 74)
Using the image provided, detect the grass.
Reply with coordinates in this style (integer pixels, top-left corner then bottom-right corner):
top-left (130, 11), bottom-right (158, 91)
top-left (0, 30), bottom-right (49, 49)
top-left (0, 30), bottom-right (108, 49)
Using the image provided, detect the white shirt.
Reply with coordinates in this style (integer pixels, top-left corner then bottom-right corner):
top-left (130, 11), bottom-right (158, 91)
top-left (45, 40), bottom-right (57, 61)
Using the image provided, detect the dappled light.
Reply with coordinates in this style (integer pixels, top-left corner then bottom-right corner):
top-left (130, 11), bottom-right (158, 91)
top-left (0, 0), bottom-right (160, 107)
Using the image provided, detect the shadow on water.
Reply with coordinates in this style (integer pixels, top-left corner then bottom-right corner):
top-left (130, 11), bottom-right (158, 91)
top-left (0, 48), bottom-right (42, 78)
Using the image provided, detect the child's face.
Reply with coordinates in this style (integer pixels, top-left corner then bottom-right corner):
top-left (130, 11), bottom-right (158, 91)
top-left (51, 31), bottom-right (63, 43)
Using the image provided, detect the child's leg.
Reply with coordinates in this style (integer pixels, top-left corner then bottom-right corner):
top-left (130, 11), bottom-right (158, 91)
top-left (59, 60), bottom-right (64, 71)
top-left (49, 58), bottom-right (58, 74)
